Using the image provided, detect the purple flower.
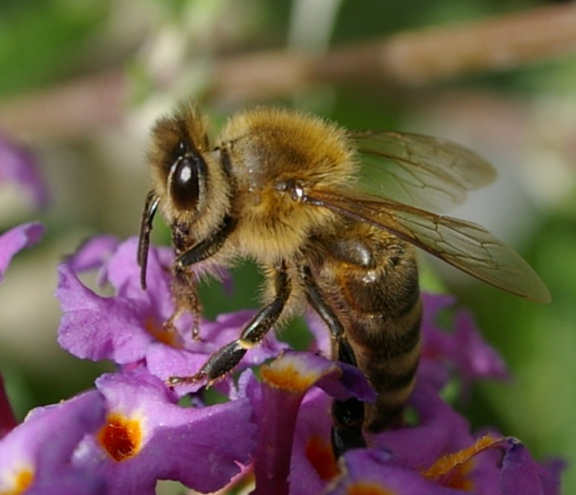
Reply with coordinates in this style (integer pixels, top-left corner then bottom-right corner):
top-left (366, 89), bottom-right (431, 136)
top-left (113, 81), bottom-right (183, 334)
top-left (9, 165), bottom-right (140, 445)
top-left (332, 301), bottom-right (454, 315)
top-left (500, 438), bottom-right (562, 495)
top-left (289, 388), bottom-right (337, 494)
top-left (0, 134), bottom-right (49, 208)
top-left (245, 351), bottom-right (374, 495)
top-left (65, 235), bottom-right (121, 276)
top-left (57, 236), bottom-right (179, 366)
top-left (370, 380), bottom-right (473, 468)
top-left (244, 357), bottom-right (560, 495)
top-left (56, 236), bottom-right (286, 393)
top-left (72, 368), bottom-right (256, 495)
top-left (327, 448), bottom-right (464, 495)
top-left (420, 293), bottom-right (508, 395)
top-left (50, 235), bottom-right (561, 494)
top-left (0, 222), bottom-right (45, 439)
top-left (0, 390), bottom-right (106, 495)
top-left (0, 222), bottom-right (44, 283)
top-left (329, 434), bottom-right (560, 495)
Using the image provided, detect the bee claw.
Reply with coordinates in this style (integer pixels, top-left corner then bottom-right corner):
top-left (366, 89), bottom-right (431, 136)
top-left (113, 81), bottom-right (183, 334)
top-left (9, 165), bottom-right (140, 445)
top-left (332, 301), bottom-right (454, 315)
top-left (167, 372), bottom-right (206, 387)
top-left (191, 318), bottom-right (203, 341)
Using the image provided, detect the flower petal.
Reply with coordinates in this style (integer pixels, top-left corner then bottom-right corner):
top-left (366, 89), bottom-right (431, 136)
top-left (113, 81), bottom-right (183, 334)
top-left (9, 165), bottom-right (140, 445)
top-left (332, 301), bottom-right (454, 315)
top-left (73, 369), bottom-right (256, 495)
top-left (0, 391), bottom-right (106, 495)
top-left (0, 222), bottom-right (44, 282)
top-left (0, 135), bottom-right (49, 208)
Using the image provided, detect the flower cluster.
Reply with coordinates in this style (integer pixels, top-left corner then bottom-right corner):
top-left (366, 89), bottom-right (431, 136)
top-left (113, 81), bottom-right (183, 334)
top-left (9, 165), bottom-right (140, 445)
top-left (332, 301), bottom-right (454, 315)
top-left (0, 137), bottom-right (562, 494)
top-left (0, 234), bottom-right (562, 494)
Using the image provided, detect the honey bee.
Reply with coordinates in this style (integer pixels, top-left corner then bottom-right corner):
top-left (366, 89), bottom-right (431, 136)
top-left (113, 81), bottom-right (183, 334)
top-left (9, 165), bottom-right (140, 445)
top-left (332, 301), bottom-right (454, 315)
top-left (138, 103), bottom-right (550, 455)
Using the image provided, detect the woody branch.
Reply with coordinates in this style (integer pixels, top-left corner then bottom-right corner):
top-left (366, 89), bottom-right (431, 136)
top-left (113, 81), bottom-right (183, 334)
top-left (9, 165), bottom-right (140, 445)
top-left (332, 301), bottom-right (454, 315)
top-left (1, 3), bottom-right (575, 139)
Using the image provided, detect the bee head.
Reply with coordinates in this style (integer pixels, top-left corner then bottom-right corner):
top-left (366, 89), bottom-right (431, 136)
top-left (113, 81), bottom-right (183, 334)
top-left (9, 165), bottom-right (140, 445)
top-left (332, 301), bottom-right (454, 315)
top-left (138, 103), bottom-right (232, 289)
top-left (149, 105), bottom-right (212, 223)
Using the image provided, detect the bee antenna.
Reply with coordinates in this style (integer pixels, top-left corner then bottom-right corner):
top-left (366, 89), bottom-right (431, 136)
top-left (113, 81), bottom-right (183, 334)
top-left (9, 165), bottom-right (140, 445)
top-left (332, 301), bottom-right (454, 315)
top-left (138, 191), bottom-right (160, 290)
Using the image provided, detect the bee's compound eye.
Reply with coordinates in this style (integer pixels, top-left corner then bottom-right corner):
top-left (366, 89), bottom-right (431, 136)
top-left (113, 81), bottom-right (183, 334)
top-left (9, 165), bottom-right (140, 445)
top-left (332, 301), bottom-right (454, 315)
top-left (170, 156), bottom-right (200, 211)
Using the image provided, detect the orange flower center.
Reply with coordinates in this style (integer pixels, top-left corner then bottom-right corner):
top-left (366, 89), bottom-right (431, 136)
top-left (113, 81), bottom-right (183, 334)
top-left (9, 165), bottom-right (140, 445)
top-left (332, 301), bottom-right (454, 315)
top-left (260, 362), bottom-right (317, 392)
top-left (305, 434), bottom-right (338, 480)
top-left (98, 412), bottom-right (142, 461)
top-left (144, 316), bottom-right (181, 347)
top-left (260, 354), bottom-right (338, 393)
top-left (0, 468), bottom-right (34, 495)
top-left (346, 482), bottom-right (395, 495)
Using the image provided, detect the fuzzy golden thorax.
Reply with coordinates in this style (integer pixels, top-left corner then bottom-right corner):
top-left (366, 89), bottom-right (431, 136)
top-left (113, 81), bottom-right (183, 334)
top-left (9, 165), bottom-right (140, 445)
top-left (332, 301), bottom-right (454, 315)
top-left (216, 107), bottom-right (359, 264)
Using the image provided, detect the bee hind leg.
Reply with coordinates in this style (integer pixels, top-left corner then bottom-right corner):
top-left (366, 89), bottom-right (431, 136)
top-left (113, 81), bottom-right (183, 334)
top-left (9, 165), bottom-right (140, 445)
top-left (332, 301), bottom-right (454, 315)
top-left (299, 265), bottom-right (367, 456)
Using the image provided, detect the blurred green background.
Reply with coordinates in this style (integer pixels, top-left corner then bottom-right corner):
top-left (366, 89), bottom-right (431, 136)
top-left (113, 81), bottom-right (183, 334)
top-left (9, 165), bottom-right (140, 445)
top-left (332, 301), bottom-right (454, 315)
top-left (0, 0), bottom-right (574, 492)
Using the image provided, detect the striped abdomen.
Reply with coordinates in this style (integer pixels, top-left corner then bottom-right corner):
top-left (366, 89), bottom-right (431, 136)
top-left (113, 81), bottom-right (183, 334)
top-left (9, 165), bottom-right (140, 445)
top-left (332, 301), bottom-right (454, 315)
top-left (313, 222), bottom-right (422, 432)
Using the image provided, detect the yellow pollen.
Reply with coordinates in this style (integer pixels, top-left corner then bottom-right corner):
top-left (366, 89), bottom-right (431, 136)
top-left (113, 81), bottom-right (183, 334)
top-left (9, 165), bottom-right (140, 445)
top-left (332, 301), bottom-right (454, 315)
top-left (444, 461), bottom-right (475, 491)
top-left (305, 435), bottom-right (339, 480)
top-left (260, 361), bottom-right (320, 393)
top-left (98, 413), bottom-right (142, 461)
top-left (0, 468), bottom-right (34, 495)
top-left (346, 482), bottom-right (395, 495)
top-left (422, 434), bottom-right (503, 490)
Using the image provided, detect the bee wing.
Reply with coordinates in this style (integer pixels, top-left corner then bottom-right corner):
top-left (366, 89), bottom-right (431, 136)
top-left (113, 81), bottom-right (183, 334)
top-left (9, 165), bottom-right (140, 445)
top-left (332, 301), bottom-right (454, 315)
top-left (351, 131), bottom-right (497, 212)
top-left (304, 189), bottom-right (551, 303)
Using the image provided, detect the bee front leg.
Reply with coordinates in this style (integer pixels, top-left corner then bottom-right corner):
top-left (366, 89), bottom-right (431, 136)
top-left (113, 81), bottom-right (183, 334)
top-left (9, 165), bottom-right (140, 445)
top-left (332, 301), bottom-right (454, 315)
top-left (169, 262), bottom-right (291, 385)
top-left (170, 216), bottom-right (237, 339)
top-left (168, 264), bottom-right (202, 339)
top-left (299, 265), bottom-right (367, 456)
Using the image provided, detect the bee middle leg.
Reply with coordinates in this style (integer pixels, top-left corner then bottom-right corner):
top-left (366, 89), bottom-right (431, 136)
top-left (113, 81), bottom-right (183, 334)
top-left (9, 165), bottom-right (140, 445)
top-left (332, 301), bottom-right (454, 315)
top-left (299, 265), bottom-right (367, 456)
top-left (170, 262), bottom-right (291, 385)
